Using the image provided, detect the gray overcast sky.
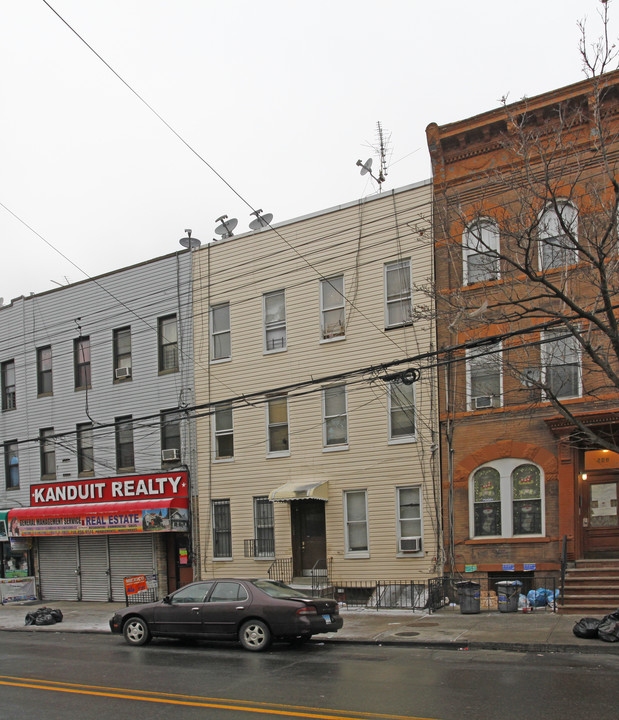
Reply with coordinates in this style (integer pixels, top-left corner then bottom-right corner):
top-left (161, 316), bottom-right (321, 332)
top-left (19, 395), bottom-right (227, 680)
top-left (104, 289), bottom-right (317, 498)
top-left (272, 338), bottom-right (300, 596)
top-left (1, 0), bottom-right (617, 303)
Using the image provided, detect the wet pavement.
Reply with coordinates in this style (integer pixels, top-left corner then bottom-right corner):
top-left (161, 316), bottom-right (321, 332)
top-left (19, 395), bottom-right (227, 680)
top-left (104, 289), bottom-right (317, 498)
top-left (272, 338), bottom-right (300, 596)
top-left (1, 600), bottom-right (618, 653)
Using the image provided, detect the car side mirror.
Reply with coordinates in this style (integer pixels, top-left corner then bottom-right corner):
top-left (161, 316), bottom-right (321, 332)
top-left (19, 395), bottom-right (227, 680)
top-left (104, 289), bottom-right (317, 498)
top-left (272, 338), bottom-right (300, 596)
top-left (163, 595), bottom-right (172, 604)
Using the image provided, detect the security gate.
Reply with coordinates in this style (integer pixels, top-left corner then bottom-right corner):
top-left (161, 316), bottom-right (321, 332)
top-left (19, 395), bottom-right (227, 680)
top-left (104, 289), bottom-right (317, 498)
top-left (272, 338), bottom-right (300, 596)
top-left (38, 535), bottom-right (155, 601)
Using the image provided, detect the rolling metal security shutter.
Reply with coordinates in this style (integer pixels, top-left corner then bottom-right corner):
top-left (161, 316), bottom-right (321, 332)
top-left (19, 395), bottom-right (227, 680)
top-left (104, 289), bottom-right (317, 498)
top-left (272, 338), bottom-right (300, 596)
top-left (78, 536), bottom-right (110, 601)
top-left (108, 534), bottom-right (156, 601)
top-left (38, 537), bottom-right (79, 601)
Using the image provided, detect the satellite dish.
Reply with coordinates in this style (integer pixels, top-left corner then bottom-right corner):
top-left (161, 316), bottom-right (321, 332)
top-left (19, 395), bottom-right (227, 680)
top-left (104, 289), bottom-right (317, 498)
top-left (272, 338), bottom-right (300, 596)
top-left (179, 228), bottom-right (201, 249)
top-left (249, 209), bottom-right (274, 231)
top-left (214, 215), bottom-right (238, 239)
top-left (0, 297), bottom-right (3, 307)
top-left (356, 158), bottom-right (373, 176)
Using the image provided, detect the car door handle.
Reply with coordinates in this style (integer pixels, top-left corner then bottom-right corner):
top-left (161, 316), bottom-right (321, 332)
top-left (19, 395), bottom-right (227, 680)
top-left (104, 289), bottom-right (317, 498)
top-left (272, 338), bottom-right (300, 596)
top-left (236, 606), bottom-right (245, 610)
top-left (191, 607), bottom-right (200, 612)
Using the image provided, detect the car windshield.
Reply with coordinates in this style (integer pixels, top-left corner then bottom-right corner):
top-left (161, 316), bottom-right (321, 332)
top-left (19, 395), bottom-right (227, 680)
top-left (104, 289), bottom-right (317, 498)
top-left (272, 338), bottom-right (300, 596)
top-left (251, 580), bottom-right (310, 599)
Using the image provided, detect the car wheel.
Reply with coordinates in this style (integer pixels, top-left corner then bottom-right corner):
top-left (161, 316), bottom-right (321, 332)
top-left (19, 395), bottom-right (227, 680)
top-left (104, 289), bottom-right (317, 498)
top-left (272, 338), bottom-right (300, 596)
top-left (123, 617), bottom-right (152, 646)
top-left (239, 619), bottom-right (271, 652)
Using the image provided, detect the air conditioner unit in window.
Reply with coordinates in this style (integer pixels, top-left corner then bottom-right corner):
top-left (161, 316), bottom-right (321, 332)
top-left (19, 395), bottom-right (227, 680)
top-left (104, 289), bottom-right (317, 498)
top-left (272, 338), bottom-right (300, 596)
top-left (401, 537), bottom-right (422, 553)
top-left (474, 395), bottom-right (493, 410)
top-left (161, 448), bottom-right (180, 462)
top-left (115, 367), bottom-right (132, 379)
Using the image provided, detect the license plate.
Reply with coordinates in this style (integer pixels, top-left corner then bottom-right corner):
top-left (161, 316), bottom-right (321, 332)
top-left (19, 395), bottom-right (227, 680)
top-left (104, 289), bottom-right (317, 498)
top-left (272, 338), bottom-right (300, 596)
top-left (322, 614), bottom-right (332, 623)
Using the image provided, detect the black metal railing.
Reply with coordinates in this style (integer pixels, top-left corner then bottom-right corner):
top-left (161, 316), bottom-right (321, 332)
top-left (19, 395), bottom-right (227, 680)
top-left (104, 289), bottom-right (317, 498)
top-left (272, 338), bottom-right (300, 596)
top-left (267, 557), bottom-right (293, 584)
top-left (560, 534), bottom-right (568, 607)
top-left (244, 538), bottom-right (275, 558)
top-left (310, 557), bottom-right (332, 594)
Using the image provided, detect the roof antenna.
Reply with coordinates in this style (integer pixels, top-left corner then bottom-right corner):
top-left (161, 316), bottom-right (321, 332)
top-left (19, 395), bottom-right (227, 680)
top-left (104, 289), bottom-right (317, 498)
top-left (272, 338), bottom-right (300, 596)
top-left (356, 121), bottom-right (390, 190)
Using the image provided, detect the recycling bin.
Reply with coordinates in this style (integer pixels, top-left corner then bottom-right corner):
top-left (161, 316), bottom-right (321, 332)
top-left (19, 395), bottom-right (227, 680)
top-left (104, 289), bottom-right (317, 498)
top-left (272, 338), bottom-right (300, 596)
top-left (456, 580), bottom-right (481, 614)
top-left (496, 580), bottom-right (523, 613)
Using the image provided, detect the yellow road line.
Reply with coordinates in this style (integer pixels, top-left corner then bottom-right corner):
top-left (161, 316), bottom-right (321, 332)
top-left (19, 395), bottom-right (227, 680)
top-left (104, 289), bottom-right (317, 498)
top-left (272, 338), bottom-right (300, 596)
top-left (0, 676), bottom-right (436, 720)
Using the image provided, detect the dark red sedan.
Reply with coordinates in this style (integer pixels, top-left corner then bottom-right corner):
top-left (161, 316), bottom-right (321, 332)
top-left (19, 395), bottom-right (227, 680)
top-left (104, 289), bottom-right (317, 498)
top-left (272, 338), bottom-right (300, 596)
top-left (109, 578), bottom-right (343, 651)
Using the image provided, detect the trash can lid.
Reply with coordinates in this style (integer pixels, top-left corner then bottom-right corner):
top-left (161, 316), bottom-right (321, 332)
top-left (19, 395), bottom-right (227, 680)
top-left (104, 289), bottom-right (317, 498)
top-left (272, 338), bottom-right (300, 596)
top-left (455, 580), bottom-right (480, 588)
top-left (495, 580), bottom-right (523, 587)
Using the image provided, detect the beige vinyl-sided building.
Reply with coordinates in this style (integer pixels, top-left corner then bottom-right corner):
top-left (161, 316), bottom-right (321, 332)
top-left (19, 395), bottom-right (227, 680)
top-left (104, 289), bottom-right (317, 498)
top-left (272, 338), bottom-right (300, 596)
top-left (190, 180), bottom-right (441, 593)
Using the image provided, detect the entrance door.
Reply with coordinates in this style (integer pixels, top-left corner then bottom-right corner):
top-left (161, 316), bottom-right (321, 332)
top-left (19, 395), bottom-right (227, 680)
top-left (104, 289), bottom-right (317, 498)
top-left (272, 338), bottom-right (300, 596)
top-left (582, 475), bottom-right (619, 558)
top-left (291, 500), bottom-right (326, 577)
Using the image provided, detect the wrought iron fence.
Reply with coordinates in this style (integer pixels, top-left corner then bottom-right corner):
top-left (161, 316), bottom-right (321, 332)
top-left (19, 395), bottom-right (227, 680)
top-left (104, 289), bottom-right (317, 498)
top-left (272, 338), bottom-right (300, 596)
top-left (267, 557), bottom-right (293, 584)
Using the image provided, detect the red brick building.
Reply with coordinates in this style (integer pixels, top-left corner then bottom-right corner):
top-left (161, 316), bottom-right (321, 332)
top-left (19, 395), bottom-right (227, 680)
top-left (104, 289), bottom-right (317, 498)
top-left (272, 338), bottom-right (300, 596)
top-left (427, 70), bottom-right (619, 604)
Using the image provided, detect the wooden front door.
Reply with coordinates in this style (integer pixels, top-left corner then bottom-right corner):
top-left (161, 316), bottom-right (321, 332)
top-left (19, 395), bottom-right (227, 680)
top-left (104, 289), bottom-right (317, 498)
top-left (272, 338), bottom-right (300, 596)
top-left (291, 500), bottom-right (326, 577)
top-left (582, 474), bottom-right (619, 558)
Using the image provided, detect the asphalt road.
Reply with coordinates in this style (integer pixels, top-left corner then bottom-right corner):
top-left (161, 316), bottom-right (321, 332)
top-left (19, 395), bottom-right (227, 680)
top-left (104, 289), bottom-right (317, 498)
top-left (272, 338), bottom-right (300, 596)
top-left (2, 631), bottom-right (618, 720)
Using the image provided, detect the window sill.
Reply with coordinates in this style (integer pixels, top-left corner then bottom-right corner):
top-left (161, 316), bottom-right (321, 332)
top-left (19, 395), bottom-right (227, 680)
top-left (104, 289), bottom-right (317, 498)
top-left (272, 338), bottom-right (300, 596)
top-left (323, 444), bottom-right (349, 453)
top-left (263, 348), bottom-right (287, 356)
top-left (385, 322), bottom-right (414, 331)
top-left (78, 472), bottom-right (95, 478)
top-left (210, 357), bottom-right (231, 365)
top-left (213, 557), bottom-right (233, 562)
top-left (113, 378), bottom-right (133, 385)
top-left (396, 552), bottom-right (424, 558)
top-left (158, 368), bottom-right (179, 376)
top-left (320, 335), bottom-right (346, 344)
top-left (344, 551), bottom-right (370, 559)
top-left (37, 393), bottom-right (53, 399)
top-left (41, 474), bottom-right (56, 481)
top-left (117, 467), bottom-right (135, 474)
top-left (266, 451), bottom-right (290, 459)
top-left (253, 556), bottom-right (275, 561)
top-left (213, 457), bottom-right (234, 464)
top-left (464, 536), bottom-right (550, 544)
top-left (1, 407), bottom-right (16, 412)
top-left (388, 436), bottom-right (417, 445)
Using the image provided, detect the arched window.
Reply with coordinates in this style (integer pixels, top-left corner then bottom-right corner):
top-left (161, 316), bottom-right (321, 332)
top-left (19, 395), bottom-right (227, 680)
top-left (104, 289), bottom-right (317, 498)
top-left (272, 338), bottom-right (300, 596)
top-left (462, 219), bottom-right (500, 284)
top-left (469, 459), bottom-right (544, 538)
top-left (538, 202), bottom-right (578, 270)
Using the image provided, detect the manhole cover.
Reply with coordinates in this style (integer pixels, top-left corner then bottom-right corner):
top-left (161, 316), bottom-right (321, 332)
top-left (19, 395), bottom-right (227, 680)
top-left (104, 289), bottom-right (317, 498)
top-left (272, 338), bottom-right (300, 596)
top-left (395, 631), bottom-right (420, 637)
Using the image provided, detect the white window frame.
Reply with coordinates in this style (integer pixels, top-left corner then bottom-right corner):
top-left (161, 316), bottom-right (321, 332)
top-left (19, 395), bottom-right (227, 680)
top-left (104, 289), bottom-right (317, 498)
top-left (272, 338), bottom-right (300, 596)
top-left (541, 329), bottom-right (581, 400)
top-left (266, 395), bottom-right (290, 457)
top-left (466, 342), bottom-right (503, 411)
top-left (210, 303), bottom-right (231, 362)
top-left (538, 202), bottom-right (578, 271)
top-left (344, 489), bottom-right (369, 557)
top-left (384, 259), bottom-right (413, 328)
top-left (253, 496), bottom-right (275, 558)
top-left (468, 459), bottom-right (545, 539)
top-left (322, 385), bottom-right (348, 451)
top-left (388, 380), bottom-right (416, 444)
top-left (320, 275), bottom-right (345, 341)
top-left (213, 404), bottom-right (234, 462)
top-left (396, 486), bottom-right (423, 555)
top-left (212, 499), bottom-right (232, 560)
top-left (263, 290), bottom-right (287, 353)
top-left (462, 219), bottom-right (500, 285)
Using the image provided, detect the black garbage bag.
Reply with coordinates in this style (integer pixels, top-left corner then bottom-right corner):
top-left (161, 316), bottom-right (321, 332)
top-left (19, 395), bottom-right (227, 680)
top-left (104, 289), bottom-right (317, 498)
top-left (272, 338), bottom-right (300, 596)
top-left (24, 606), bottom-right (63, 627)
top-left (572, 617), bottom-right (602, 639)
top-left (598, 610), bottom-right (619, 643)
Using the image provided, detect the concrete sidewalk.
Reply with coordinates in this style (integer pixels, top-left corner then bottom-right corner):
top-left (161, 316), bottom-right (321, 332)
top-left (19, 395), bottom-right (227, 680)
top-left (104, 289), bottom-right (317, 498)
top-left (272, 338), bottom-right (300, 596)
top-left (1, 600), bottom-right (618, 653)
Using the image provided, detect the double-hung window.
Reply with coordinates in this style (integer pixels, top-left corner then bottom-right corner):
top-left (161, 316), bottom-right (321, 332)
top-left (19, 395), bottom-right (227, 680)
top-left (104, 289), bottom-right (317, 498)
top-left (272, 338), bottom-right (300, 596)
top-left (539, 203), bottom-right (578, 270)
top-left (388, 380), bottom-right (416, 442)
top-left (344, 490), bottom-right (369, 555)
top-left (37, 346), bottom-right (53, 395)
top-left (253, 497), bottom-right (275, 557)
top-left (4, 441), bottom-right (19, 489)
top-left (542, 329), bottom-right (581, 399)
top-left (470, 460), bottom-right (544, 538)
top-left (74, 337), bottom-right (91, 390)
top-left (158, 315), bottom-right (178, 372)
top-left (214, 404), bottom-right (234, 460)
top-left (77, 423), bottom-right (94, 475)
top-left (397, 486), bottom-right (422, 553)
top-left (462, 220), bottom-right (500, 284)
top-left (210, 303), bottom-right (231, 361)
top-left (1, 360), bottom-right (16, 410)
top-left (212, 499), bottom-right (232, 559)
top-left (115, 416), bottom-right (135, 471)
top-left (40, 428), bottom-right (56, 478)
top-left (323, 385), bottom-right (348, 449)
top-left (385, 259), bottom-right (413, 327)
top-left (467, 342), bottom-right (502, 410)
top-left (320, 275), bottom-right (345, 340)
top-left (267, 395), bottom-right (289, 456)
top-left (264, 290), bottom-right (286, 352)
top-left (113, 327), bottom-right (132, 380)
top-left (161, 410), bottom-right (181, 464)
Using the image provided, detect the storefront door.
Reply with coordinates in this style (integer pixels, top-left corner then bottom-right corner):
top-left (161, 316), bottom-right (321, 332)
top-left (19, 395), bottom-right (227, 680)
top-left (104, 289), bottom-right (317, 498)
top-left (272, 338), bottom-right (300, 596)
top-left (582, 474), bottom-right (619, 558)
top-left (291, 500), bottom-right (326, 577)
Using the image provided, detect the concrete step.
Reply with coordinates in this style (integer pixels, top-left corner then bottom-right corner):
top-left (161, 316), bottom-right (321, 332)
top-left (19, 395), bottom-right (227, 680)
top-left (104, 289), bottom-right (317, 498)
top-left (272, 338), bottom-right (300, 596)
top-left (558, 604), bottom-right (619, 615)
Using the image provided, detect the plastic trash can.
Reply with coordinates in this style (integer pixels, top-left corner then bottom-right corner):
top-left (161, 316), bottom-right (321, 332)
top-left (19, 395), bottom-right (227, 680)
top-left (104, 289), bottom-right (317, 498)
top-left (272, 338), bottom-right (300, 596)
top-left (456, 580), bottom-right (481, 614)
top-left (496, 580), bottom-right (523, 613)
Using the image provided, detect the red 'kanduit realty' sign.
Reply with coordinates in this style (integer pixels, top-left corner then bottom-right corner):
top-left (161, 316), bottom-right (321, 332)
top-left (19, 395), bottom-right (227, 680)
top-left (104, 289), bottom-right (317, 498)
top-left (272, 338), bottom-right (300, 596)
top-left (30, 472), bottom-right (189, 507)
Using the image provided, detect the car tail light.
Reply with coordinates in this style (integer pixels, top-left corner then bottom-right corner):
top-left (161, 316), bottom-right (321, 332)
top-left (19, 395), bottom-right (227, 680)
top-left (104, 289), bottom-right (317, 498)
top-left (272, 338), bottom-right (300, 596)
top-left (296, 605), bottom-right (318, 616)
